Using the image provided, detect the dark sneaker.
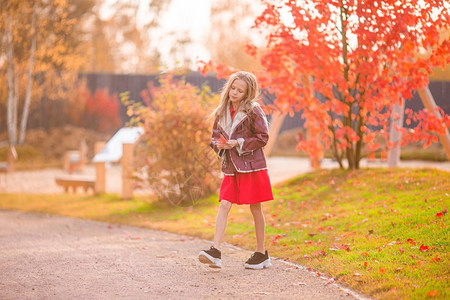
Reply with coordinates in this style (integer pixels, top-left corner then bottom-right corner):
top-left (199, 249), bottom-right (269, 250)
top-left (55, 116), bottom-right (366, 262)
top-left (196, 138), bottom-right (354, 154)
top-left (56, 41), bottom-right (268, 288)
top-left (199, 246), bottom-right (222, 268)
top-left (244, 250), bottom-right (271, 269)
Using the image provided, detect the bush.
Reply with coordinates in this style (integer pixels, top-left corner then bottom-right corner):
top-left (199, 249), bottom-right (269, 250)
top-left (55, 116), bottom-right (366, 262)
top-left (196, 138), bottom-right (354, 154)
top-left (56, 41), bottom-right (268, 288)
top-left (122, 74), bottom-right (221, 206)
top-left (83, 88), bottom-right (121, 133)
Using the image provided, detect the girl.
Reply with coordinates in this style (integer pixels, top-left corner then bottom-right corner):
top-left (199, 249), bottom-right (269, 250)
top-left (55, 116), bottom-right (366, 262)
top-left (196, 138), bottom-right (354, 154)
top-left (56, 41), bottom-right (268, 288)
top-left (198, 71), bottom-right (273, 270)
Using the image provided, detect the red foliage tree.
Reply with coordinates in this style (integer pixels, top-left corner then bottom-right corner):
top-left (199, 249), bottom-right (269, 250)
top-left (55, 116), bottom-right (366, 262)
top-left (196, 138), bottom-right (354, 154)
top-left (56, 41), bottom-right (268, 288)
top-left (246, 0), bottom-right (450, 169)
top-left (83, 88), bottom-right (121, 133)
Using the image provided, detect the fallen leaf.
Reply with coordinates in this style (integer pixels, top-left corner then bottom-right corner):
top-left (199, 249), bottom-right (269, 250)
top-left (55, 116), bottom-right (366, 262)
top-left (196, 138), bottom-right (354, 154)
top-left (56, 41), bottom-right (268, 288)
top-left (427, 290), bottom-right (438, 296)
top-left (407, 238), bottom-right (416, 245)
top-left (293, 282), bottom-right (306, 286)
top-left (419, 244), bottom-right (429, 252)
top-left (431, 255), bottom-right (440, 262)
top-left (324, 278), bottom-right (335, 285)
top-left (255, 291), bottom-right (271, 295)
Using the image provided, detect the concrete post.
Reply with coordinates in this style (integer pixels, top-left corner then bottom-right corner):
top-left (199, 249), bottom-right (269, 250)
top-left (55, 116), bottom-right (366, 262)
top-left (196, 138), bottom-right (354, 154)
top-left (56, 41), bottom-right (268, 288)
top-left (94, 141), bottom-right (106, 194)
top-left (122, 143), bottom-right (134, 200)
top-left (95, 162), bottom-right (106, 193)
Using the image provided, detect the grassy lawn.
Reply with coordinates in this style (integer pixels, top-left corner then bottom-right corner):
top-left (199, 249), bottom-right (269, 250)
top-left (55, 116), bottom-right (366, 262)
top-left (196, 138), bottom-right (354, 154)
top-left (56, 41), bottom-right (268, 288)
top-left (1, 168), bottom-right (448, 299)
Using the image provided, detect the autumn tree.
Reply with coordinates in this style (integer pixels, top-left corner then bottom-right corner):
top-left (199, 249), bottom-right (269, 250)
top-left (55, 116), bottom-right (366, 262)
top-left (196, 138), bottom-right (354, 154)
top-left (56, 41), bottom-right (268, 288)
top-left (0, 0), bottom-right (95, 145)
top-left (81, 0), bottom-right (172, 74)
top-left (250, 0), bottom-right (450, 169)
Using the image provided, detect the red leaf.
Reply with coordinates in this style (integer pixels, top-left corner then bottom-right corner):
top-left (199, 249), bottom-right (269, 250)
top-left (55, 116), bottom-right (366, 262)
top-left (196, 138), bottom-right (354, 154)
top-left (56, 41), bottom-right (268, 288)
top-left (419, 244), bottom-right (429, 252)
top-left (407, 238), bottom-right (417, 246)
top-left (217, 134), bottom-right (228, 143)
top-left (431, 255), bottom-right (440, 262)
top-left (427, 290), bottom-right (438, 296)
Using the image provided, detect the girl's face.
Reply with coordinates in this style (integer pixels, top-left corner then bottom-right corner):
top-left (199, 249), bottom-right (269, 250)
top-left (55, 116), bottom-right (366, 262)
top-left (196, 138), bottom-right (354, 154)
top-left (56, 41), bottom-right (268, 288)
top-left (229, 79), bottom-right (247, 106)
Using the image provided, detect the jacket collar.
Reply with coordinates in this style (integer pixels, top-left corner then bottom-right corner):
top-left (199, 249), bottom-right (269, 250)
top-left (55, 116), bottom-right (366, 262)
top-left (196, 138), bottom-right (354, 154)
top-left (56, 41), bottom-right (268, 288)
top-left (218, 103), bottom-right (247, 138)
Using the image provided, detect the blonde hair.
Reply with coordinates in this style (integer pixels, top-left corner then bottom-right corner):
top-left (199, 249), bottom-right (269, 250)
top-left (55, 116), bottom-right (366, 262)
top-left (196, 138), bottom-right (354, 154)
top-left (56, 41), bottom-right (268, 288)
top-left (212, 71), bottom-right (259, 120)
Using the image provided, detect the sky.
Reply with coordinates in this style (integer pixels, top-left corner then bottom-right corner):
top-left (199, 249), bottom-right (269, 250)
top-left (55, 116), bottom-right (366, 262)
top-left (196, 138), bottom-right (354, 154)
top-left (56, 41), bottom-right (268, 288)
top-left (157, 0), bottom-right (212, 68)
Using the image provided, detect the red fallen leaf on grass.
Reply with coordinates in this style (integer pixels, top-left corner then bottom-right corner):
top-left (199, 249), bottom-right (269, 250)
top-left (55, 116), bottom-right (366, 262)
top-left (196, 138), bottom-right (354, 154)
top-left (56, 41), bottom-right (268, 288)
top-left (399, 246), bottom-right (404, 253)
top-left (419, 244), bottom-right (429, 252)
top-left (364, 262), bottom-right (368, 267)
top-left (407, 238), bottom-right (416, 245)
top-left (431, 255), bottom-right (440, 262)
top-left (338, 244), bottom-right (351, 251)
top-left (379, 268), bottom-right (387, 273)
top-left (272, 234), bottom-right (285, 244)
top-left (436, 208), bottom-right (447, 218)
top-left (427, 290), bottom-right (438, 296)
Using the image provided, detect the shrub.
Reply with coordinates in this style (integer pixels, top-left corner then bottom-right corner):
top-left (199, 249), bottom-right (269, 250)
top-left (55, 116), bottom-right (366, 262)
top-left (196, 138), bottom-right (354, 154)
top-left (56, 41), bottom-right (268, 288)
top-left (83, 88), bottom-right (121, 133)
top-left (122, 74), bottom-right (221, 206)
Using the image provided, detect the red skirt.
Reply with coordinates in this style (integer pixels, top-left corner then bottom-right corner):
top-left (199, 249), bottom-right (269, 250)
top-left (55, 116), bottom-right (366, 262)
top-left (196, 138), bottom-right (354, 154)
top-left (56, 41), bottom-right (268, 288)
top-left (219, 169), bottom-right (274, 205)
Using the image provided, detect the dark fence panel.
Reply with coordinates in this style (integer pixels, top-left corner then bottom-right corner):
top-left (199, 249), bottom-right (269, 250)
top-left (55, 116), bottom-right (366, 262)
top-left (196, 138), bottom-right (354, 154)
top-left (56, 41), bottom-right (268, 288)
top-left (2, 72), bottom-right (447, 135)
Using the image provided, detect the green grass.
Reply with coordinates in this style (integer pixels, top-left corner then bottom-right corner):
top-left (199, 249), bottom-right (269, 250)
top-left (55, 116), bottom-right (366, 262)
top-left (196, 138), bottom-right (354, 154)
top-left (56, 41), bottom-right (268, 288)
top-left (0, 168), bottom-right (448, 299)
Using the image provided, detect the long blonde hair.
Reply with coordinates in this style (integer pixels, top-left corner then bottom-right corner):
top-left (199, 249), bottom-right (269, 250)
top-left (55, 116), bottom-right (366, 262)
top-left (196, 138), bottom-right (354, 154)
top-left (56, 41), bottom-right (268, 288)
top-left (212, 71), bottom-right (259, 120)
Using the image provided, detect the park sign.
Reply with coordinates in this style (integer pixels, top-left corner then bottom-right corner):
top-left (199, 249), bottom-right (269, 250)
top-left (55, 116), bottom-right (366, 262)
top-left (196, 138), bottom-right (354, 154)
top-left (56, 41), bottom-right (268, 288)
top-left (93, 127), bottom-right (144, 163)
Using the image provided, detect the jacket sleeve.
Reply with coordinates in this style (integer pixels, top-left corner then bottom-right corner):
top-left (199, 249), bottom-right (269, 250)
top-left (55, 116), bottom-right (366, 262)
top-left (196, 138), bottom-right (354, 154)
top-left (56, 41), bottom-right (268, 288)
top-left (240, 105), bottom-right (269, 154)
top-left (210, 118), bottom-right (225, 158)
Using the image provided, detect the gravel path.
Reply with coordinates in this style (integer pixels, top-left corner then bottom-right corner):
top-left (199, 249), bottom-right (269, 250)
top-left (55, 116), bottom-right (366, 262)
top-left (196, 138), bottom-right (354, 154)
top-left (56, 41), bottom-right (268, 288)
top-left (0, 210), bottom-right (366, 300)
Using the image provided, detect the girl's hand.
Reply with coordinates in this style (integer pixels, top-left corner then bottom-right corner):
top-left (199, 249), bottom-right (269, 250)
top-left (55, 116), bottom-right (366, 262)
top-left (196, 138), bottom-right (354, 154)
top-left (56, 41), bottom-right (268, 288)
top-left (216, 139), bottom-right (239, 150)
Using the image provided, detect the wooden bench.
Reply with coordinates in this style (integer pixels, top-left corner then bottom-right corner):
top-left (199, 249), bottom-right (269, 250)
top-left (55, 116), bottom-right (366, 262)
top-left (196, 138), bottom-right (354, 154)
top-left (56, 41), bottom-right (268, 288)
top-left (55, 176), bottom-right (95, 193)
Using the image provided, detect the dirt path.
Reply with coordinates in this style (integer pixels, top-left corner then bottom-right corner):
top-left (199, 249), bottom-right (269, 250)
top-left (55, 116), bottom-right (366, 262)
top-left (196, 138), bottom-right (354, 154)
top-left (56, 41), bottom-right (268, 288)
top-left (0, 210), bottom-right (367, 300)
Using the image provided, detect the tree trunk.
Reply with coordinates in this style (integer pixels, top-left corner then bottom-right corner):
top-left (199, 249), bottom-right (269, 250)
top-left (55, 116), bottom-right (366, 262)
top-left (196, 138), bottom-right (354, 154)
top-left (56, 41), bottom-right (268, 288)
top-left (388, 100), bottom-right (405, 167)
top-left (303, 74), bottom-right (321, 169)
top-left (264, 111), bottom-right (286, 157)
top-left (5, 14), bottom-right (17, 146)
top-left (19, 1), bottom-right (37, 145)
